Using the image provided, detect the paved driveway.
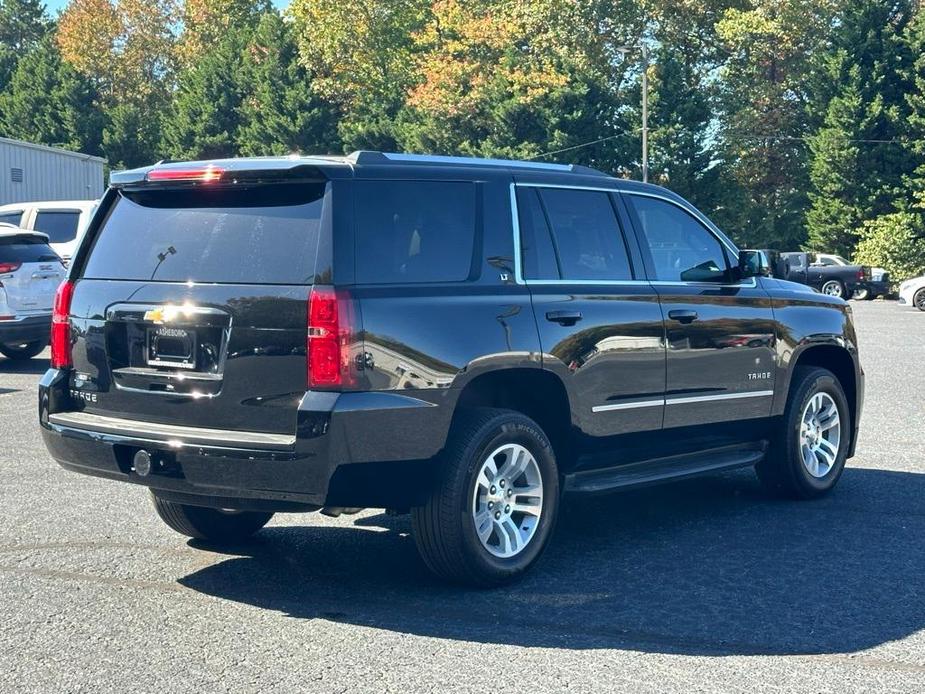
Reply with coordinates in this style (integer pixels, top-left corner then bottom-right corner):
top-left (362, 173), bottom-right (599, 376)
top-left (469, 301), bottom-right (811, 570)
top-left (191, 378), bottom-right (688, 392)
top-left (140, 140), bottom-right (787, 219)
top-left (1, 300), bottom-right (923, 692)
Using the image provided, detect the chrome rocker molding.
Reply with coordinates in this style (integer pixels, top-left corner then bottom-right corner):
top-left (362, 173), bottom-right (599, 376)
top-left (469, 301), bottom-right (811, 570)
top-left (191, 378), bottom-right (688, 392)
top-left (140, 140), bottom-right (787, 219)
top-left (592, 390), bottom-right (774, 413)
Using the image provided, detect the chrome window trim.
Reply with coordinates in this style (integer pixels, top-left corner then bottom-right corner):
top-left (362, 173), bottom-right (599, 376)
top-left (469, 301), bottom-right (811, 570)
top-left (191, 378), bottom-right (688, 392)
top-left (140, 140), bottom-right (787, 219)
top-left (622, 190), bottom-right (739, 256)
top-left (591, 390), bottom-right (774, 413)
top-left (509, 182), bottom-right (756, 289)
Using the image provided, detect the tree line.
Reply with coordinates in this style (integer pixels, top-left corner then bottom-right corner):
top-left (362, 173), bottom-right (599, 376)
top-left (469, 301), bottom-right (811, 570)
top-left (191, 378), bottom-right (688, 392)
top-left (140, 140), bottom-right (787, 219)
top-left (0, 0), bottom-right (923, 279)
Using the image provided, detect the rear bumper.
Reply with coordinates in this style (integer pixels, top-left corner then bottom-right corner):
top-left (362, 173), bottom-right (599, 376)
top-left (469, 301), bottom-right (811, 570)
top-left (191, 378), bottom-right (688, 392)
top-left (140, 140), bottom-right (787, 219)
top-left (0, 314), bottom-right (50, 346)
top-left (39, 369), bottom-right (452, 510)
top-left (865, 280), bottom-right (891, 298)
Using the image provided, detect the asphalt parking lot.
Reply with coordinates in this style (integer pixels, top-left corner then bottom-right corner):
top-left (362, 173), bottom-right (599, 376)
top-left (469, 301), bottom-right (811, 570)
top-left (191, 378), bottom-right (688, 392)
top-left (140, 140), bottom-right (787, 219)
top-left (1, 300), bottom-right (923, 693)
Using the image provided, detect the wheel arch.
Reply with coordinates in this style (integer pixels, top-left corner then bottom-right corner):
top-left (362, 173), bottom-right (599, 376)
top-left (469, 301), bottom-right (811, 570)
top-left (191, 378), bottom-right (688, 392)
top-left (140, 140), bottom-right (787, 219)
top-left (780, 341), bottom-right (861, 456)
top-left (454, 367), bottom-right (576, 471)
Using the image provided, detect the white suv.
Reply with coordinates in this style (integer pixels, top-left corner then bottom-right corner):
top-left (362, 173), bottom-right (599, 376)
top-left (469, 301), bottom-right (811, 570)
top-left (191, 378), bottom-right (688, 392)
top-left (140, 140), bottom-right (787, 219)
top-left (0, 227), bottom-right (64, 360)
top-left (0, 200), bottom-right (97, 264)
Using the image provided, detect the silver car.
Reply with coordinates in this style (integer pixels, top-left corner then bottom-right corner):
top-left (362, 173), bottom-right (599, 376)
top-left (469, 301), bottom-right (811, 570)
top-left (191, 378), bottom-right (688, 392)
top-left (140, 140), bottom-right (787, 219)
top-left (0, 225), bottom-right (64, 360)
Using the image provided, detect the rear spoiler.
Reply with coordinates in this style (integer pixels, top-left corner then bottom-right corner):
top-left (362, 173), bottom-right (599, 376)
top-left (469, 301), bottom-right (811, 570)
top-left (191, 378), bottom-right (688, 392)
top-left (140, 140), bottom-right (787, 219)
top-left (110, 156), bottom-right (353, 187)
top-left (0, 230), bottom-right (49, 243)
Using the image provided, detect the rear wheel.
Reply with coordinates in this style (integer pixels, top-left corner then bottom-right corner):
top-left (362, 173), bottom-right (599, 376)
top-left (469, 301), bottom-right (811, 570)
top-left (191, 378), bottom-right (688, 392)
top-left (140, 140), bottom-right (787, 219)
top-left (151, 493), bottom-right (273, 541)
top-left (0, 340), bottom-right (45, 360)
top-left (757, 366), bottom-right (850, 499)
top-left (411, 408), bottom-right (559, 587)
top-left (821, 280), bottom-right (846, 298)
top-left (851, 287), bottom-right (870, 301)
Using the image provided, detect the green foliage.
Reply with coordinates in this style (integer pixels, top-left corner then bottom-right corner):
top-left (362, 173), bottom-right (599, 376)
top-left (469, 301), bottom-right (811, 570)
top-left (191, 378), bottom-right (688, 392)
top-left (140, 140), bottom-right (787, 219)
top-left (806, 0), bottom-right (917, 256)
top-left (0, 35), bottom-right (104, 155)
top-left (0, 0), bottom-right (51, 88)
top-left (103, 100), bottom-right (163, 168)
top-left (236, 12), bottom-right (340, 156)
top-left (854, 212), bottom-right (925, 282)
top-left (161, 24), bottom-right (251, 160)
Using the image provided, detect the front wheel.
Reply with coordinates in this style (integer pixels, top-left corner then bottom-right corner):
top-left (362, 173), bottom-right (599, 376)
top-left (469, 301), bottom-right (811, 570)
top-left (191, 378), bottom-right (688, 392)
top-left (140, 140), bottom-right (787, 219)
top-left (412, 408), bottom-right (559, 587)
top-left (821, 280), bottom-right (846, 298)
top-left (757, 366), bottom-right (851, 499)
top-left (915, 288), bottom-right (925, 312)
top-left (151, 493), bottom-right (273, 542)
top-left (0, 340), bottom-right (46, 360)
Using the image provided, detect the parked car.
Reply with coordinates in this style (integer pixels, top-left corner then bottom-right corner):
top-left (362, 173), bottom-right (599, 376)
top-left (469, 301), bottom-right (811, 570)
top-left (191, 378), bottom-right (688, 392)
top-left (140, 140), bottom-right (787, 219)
top-left (898, 275), bottom-right (925, 311)
top-left (0, 227), bottom-right (64, 360)
top-left (0, 200), bottom-right (98, 264)
top-left (814, 253), bottom-right (889, 300)
top-left (38, 152), bottom-right (864, 586)
top-left (779, 252), bottom-right (871, 299)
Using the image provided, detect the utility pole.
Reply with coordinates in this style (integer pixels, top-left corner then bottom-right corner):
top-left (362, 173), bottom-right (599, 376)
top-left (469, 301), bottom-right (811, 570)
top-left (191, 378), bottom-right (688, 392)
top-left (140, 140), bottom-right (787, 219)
top-left (618, 43), bottom-right (650, 183)
top-left (640, 43), bottom-right (649, 184)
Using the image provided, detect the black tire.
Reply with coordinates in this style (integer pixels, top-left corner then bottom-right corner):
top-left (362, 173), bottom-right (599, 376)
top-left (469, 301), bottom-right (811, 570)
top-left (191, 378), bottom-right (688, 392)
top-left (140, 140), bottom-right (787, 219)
top-left (915, 287), bottom-right (925, 312)
top-left (151, 493), bottom-right (273, 541)
top-left (851, 287), bottom-right (870, 301)
top-left (757, 366), bottom-right (851, 499)
top-left (0, 340), bottom-right (46, 360)
top-left (411, 408), bottom-right (560, 587)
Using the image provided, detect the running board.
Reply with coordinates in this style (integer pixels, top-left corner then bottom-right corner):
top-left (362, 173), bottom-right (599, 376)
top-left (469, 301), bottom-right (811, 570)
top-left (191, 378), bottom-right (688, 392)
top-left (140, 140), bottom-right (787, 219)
top-left (564, 442), bottom-right (768, 494)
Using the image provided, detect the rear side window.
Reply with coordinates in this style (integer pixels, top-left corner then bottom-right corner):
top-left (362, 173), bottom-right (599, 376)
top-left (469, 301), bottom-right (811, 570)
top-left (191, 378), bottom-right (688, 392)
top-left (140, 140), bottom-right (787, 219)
top-left (0, 212), bottom-right (23, 227)
top-left (0, 236), bottom-right (59, 263)
top-left (526, 187), bottom-right (633, 281)
top-left (627, 195), bottom-right (729, 283)
top-left (82, 182), bottom-right (326, 284)
top-left (34, 210), bottom-right (81, 243)
top-left (354, 180), bottom-right (476, 284)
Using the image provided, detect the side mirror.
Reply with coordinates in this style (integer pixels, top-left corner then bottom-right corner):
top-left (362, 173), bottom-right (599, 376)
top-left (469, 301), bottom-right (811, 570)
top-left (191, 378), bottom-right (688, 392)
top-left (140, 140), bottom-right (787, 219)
top-left (738, 250), bottom-right (771, 279)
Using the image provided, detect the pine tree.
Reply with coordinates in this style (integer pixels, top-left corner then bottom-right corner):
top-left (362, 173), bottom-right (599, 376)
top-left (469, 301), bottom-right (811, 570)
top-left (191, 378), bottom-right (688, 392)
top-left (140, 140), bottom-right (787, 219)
top-left (805, 0), bottom-right (916, 255)
top-left (903, 10), bottom-right (925, 213)
top-left (0, 34), bottom-right (104, 155)
top-left (161, 25), bottom-right (252, 160)
top-left (0, 0), bottom-right (51, 88)
top-left (236, 12), bottom-right (341, 156)
top-left (648, 46), bottom-right (722, 215)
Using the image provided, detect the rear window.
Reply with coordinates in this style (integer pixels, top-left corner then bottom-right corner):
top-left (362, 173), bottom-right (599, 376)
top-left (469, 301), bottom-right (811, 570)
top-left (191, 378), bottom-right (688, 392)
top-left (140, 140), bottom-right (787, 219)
top-left (82, 182), bottom-right (326, 284)
top-left (34, 210), bottom-right (81, 243)
top-left (354, 180), bottom-right (476, 284)
top-left (0, 236), bottom-right (60, 263)
top-left (0, 212), bottom-right (23, 227)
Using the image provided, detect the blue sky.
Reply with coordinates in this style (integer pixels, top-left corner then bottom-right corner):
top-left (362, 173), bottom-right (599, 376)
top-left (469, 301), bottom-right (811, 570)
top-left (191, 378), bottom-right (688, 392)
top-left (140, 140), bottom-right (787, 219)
top-left (43, 0), bottom-right (289, 14)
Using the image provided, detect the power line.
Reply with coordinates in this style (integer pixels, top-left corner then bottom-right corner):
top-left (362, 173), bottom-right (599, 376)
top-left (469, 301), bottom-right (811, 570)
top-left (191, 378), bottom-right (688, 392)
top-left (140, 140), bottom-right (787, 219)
top-left (526, 131), bottom-right (639, 161)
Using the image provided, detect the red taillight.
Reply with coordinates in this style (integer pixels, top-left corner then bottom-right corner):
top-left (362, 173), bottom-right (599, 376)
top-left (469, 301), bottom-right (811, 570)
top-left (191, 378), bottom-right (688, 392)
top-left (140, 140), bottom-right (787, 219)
top-left (146, 165), bottom-right (224, 183)
top-left (0, 261), bottom-right (21, 274)
top-left (307, 286), bottom-right (354, 389)
top-left (50, 280), bottom-right (75, 369)
top-left (857, 269), bottom-right (865, 280)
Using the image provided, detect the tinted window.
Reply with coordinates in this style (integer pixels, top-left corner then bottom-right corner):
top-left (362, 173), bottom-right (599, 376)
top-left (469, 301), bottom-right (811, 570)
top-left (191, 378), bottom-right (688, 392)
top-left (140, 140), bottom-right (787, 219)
top-left (83, 182), bottom-right (325, 284)
top-left (0, 212), bottom-right (23, 227)
top-left (516, 188), bottom-right (559, 279)
top-left (34, 210), bottom-right (81, 243)
top-left (0, 236), bottom-right (60, 263)
top-left (628, 195), bottom-right (728, 282)
top-left (536, 188), bottom-right (632, 281)
top-left (354, 180), bottom-right (475, 284)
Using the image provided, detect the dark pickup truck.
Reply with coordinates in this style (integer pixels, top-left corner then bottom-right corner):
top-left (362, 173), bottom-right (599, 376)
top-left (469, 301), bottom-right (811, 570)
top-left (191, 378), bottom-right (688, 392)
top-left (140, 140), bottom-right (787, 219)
top-left (39, 152), bottom-right (864, 586)
top-left (779, 252), bottom-right (871, 299)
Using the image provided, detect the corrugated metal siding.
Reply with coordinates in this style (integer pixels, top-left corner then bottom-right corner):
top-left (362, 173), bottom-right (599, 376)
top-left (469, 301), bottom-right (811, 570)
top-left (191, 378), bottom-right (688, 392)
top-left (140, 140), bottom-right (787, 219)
top-left (0, 138), bottom-right (106, 204)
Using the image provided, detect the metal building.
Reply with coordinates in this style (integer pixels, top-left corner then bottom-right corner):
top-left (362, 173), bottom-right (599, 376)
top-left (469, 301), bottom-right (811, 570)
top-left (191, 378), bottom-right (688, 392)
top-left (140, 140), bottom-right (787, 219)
top-left (0, 137), bottom-right (106, 205)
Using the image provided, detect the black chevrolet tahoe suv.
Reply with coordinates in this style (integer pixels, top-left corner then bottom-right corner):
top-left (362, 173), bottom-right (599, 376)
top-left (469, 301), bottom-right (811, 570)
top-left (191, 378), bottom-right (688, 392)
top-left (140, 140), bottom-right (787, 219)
top-left (39, 152), bottom-right (864, 586)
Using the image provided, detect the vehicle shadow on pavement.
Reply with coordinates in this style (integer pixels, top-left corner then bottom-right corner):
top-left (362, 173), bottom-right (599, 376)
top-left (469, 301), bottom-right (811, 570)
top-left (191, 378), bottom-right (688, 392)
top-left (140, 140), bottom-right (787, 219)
top-left (0, 356), bottom-right (49, 375)
top-left (178, 466), bottom-right (925, 655)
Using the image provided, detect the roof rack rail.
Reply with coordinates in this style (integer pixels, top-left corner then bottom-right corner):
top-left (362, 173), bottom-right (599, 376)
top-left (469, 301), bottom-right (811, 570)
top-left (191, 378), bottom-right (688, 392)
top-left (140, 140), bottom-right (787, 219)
top-left (347, 151), bottom-right (607, 176)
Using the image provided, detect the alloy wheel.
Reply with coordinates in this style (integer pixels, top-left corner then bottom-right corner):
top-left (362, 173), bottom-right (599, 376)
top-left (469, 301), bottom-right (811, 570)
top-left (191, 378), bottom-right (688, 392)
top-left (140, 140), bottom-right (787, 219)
top-left (471, 443), bottom-right (544, 558)
top-left (799, 392), bottom-right (842, 478)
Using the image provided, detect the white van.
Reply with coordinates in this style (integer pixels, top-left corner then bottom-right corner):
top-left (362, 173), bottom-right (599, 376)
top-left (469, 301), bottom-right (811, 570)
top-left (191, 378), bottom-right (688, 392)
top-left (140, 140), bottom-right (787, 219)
top-left (0, 200), bottom-right (97, 263)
